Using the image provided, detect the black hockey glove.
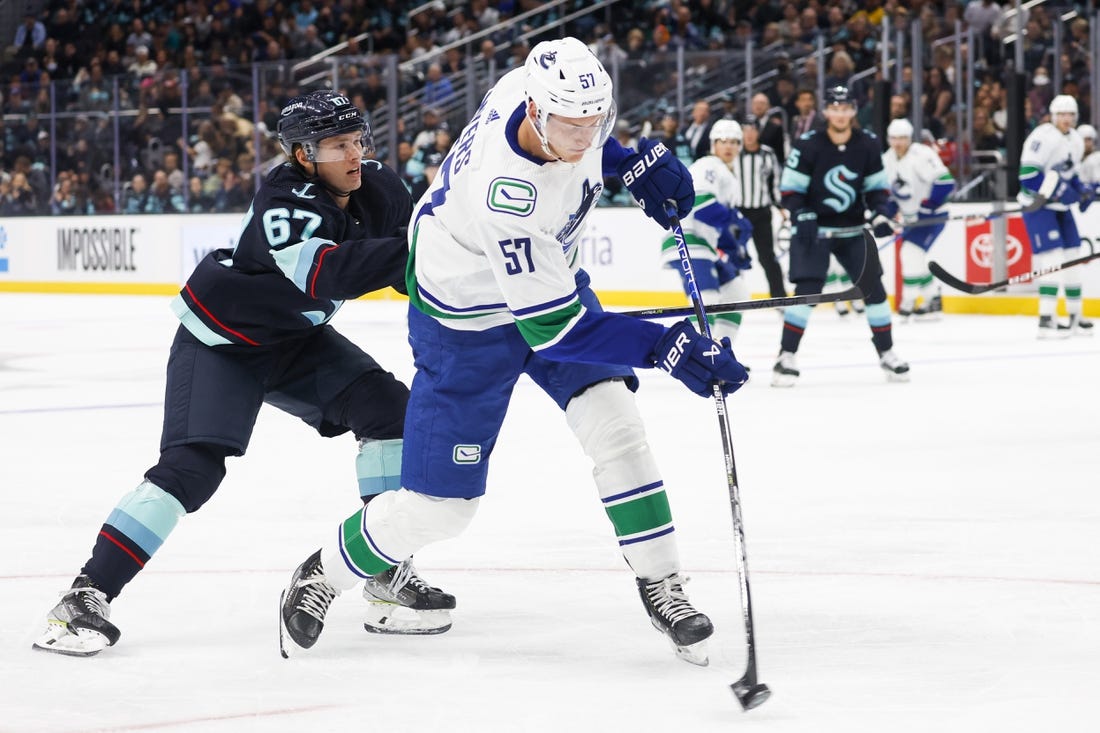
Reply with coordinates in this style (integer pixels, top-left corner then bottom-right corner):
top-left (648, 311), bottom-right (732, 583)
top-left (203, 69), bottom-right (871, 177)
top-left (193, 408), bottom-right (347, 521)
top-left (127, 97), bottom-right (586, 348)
top-left (617, 138), bottom-right (695, 229)
top-left (789, 209), bottom-right (818, 251)
top-left (871, 213), bottom-right (897, 239)
top-left (651, 320), bottom-right (748, 397)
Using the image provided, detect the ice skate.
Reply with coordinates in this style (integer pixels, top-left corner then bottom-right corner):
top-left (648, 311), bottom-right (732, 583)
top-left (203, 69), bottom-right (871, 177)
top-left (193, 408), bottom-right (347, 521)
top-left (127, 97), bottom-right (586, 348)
top-left (279, 549), bottom-right (340, 658)
top-left (637, 574), bottom-right (713, 666)
top-left (1037, 315), bottom-right (1071, 340)
top-left (852, 300), bottom-right (865, 314)
top-left (834, 301), bottom-right (850, 317)
top-left (878, 349), bottom-right (911, 382)
top-left (1068, 314), bottom-right (1094, 336)
top-left (32, 576), bottom-right (121, 657)
top-left (362, 557), bottom-right (455, 635)
top-left (771, 350), bottom-right (799, 387)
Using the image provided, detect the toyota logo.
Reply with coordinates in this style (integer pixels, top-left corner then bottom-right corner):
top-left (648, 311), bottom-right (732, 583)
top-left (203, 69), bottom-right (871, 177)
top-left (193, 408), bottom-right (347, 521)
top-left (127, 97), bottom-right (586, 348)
top-left (969, 232), bottom-right (1025, 267)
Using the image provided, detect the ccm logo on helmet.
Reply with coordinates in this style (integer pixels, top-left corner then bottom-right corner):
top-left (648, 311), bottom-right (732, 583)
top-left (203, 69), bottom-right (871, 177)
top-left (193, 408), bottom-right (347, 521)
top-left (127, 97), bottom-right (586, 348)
top-left (620, 141), bottom-right (670, 187)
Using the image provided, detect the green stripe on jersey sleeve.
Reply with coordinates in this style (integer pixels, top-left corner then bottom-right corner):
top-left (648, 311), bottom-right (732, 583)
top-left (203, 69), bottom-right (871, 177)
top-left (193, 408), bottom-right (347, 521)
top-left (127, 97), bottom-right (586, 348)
top-left (515, 298), bottom-right (584, 349)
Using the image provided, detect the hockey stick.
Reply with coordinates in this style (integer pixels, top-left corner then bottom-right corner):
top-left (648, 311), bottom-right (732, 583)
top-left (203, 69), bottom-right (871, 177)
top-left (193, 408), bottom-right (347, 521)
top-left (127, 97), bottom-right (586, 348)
top-left (622, 286), bottom-right (863, 320)
top-left (894, 193), bottom-right (1050, 231)
top-left (664, 206), bottom-right (771, 712)
top-left (929, 249), bottom-right (1100, 294)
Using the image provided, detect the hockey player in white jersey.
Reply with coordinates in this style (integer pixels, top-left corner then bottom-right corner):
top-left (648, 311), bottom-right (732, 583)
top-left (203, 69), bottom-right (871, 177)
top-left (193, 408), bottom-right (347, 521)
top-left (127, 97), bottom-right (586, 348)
top-left (883, 118), bottom-right (956, 319)
top-left (1076, 124), bottom-right (1100, 187)
top-left (1019, 94), bottom-right (1095, 337)
top-left (278, 37), bottom-right (750, 666)
top-left (659, 119), bottom-right (754, 345)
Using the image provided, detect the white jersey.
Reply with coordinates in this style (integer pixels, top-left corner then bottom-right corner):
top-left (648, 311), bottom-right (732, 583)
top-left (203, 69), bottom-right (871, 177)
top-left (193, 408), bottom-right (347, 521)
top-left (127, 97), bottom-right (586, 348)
top-left (1080, 150), bottom-right (1100, 184)
top-left (408, 68), bottom-right (605, 335)
top-left (882, 142), bottom-right (951, 217)
top-left (1018, 122), bottom-right (1084, 211)
top-left (660, 155), bottom-right (738, 263)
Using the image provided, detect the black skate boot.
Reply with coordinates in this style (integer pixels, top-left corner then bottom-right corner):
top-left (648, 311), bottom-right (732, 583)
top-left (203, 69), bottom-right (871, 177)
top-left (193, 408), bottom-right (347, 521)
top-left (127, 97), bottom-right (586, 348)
top-left (33, 575), bottom-right (121, 656)
top-left (362, 557), bottom-right (455, 635)
top-left (279, 549), bottom-right (340, 658)
top-left (637, 573), bottom-right (713, 666)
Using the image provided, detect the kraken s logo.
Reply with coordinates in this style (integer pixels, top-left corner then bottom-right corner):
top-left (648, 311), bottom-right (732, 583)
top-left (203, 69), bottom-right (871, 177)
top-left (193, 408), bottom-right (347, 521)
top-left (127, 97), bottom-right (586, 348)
top-left (539, 51), bottom-right (557, 69)
top-left (822, 165), bottom-right (858, 212)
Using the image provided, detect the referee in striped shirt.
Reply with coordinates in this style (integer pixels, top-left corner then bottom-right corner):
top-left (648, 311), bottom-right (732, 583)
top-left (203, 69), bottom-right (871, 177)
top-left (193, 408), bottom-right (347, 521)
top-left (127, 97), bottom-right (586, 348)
top-left (735, 116), bottom-right (788, 298)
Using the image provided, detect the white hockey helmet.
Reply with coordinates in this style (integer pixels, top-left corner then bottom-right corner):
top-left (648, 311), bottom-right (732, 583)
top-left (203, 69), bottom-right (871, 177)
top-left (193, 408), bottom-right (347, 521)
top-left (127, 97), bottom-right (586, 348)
top-left (709, 119), bottom-right (743, 142)
top-left (1050, 95), bottom-right (1078, 117)
top-left (525, 37), bottom-right (616, 158)
top-left (1078, 124), bottom-right (1097, 140)
top-left (886, 117), bottom-right (914, 140)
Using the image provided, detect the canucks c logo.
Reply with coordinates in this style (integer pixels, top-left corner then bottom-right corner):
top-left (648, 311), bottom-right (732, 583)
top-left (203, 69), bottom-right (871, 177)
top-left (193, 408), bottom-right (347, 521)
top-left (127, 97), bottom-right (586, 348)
top-left (539, 51), bottom-right (557, 69)
top-left (823, 165), bottom-right (858, 212)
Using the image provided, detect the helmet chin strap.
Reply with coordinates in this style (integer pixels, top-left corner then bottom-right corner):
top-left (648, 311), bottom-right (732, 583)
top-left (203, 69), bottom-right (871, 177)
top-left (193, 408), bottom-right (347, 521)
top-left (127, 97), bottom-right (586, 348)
top-left (529, 105), bottom-right (565, 162)
top-left (304, 160), bottom-right (351, 198)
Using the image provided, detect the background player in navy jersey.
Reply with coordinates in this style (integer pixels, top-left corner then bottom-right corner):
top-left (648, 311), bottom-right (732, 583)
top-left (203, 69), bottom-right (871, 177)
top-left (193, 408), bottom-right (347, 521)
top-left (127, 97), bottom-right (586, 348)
top-left (33, 91), bottom-right (454, 656)
top-left (772, 85), bottom-right (910, 387)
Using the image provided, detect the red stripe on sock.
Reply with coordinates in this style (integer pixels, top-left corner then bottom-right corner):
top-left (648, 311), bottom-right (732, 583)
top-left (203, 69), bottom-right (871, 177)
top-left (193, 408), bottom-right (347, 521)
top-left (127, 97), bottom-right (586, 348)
top-left (99, 530), bottom-right (146, 568)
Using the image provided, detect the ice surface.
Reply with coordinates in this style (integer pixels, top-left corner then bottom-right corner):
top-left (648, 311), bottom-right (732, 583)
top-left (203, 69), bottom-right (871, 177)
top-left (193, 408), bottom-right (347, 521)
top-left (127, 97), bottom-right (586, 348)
top-left (2, 294), bottom-right (1098, 732)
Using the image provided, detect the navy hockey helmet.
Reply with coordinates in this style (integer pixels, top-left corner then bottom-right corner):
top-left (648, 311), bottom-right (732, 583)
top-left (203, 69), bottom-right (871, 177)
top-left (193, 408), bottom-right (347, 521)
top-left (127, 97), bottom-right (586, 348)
top-left (277, 90), bottom-right (373, 162)
top-left (824, 85), bottom-right (855, 108)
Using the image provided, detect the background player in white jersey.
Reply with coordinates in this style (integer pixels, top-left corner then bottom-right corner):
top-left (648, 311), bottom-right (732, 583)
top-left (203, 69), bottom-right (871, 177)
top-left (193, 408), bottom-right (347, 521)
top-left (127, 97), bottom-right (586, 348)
top-left (659, 119), bottom-right (754, 346)
top-left (278, 37), bottom-right (749, 666)
top-left (1076, 124), bottom-right (1100, 187)
top-left (1018, 94), bottom-right (1095, 337)
top-left (883, 118), bottom-right (956, 319)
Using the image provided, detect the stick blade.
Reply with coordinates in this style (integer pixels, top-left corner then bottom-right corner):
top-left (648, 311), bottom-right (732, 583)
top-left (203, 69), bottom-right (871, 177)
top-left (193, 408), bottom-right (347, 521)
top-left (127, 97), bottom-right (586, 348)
top-left (730, 679), bottom-right (772, 711)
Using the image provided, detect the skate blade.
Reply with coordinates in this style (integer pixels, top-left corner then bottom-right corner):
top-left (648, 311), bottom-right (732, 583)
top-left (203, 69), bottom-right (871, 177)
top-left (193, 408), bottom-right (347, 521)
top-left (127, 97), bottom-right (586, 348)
top-left (277, 589), bottom-right (302, 659)
top-left (883, 370), bottom-right (911, 383)
top-left (671, 638), bottom-right (709, 667)
top-left (32, 622), bottom-right (110, 657)
top-left (363, 604), bottom-right (452, 635)
top-left (770, 373), bottom-right (798, 388)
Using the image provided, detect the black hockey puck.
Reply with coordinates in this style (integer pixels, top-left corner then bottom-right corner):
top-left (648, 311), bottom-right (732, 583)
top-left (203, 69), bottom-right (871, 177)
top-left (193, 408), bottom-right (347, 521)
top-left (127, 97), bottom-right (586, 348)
top-left (730, 681), bottom-right (771, 711)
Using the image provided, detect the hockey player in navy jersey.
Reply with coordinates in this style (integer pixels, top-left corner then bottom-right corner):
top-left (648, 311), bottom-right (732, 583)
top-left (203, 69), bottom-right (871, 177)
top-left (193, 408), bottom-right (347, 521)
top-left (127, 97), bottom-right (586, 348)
top-left (278, 37), bottom-right (749, 666)
top-left (772, 85), bottom-right (910, 386)
top-left (1018, 94), bottom-right (1095, 338)
top-left (33, 91), bottom-right (454, 656)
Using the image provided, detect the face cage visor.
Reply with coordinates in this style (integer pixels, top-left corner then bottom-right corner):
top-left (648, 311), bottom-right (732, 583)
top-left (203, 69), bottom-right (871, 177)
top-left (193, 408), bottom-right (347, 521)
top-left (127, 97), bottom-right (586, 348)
top-left (300, 127), bottom-right (375, 163)
top-left (534, 100), bottom-right (617, 159)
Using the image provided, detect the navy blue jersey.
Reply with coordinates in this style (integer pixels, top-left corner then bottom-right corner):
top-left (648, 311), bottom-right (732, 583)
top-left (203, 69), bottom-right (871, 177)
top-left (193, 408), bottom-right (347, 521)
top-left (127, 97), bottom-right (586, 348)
top-left (173, 161), bottom-right (412, 347)
top-left (779, 128), bottom-right (889, 229)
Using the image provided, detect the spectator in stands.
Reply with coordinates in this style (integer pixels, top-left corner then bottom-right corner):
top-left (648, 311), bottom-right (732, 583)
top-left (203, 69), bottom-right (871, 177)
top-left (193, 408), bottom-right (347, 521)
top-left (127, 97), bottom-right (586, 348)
top-left (50, 171), bottom-right (83, 215)
top-left (683, 99), bottom-right (714, 160)
top-left (792, 87), bottom-right (827, 138)
top-left (126, 18), bottom-right (154, 55)
top-left (825, 50), bottom-right (855, 92)
top-left (972, 106), bottom-right (1003, 151)
top-left (187, 175), bottom-right (214, 212)
top-left (121, 173), bottom-right (150, 214)
top-left (922, 66), bottom-right (954, 138)
top-left (1029, 66), bottom-right (1053, 117)
top-left (656, 112), bottom-right (696, 166)
top-left (215, 168), bottom-right (251, 212)
top-left (12, 12), bottom-right (47, 59)
top-left (1, 171), bottom-right (39, 215)
top-left (750, 93), bottom-right (786, 156)
top-left (411, 106), bottom-right (448, 152)
top-left (624, 28), bottom-right (648, 61)
top-left (128, 46), bottom-right (158, 80)
top-left (420, 62), bottom-right (455, 107)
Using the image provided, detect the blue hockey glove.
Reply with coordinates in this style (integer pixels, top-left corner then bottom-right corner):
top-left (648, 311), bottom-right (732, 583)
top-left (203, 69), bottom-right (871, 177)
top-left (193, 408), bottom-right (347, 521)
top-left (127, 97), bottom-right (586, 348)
top-left (789, 209), bottom-right (818, 251)
top-left (651, 320), bottom-right (749, 397)
top-left (1053, 176), bottom-right (1083, 205)
top-left (617, 138), bottom-right (694, 229)
top-left (718, 228), bottom-right (753, 270)
top-left (1080, 182), bottom-right (1099, 212)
